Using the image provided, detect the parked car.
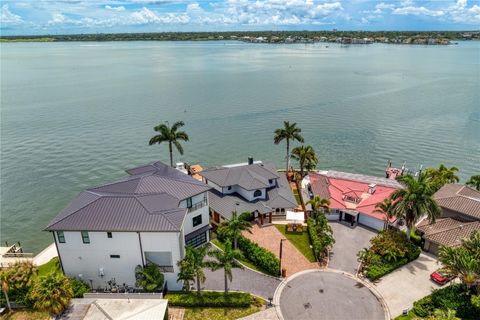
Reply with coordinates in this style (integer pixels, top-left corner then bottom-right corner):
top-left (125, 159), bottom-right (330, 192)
top-left (430, 268), bottom-right (455, 285)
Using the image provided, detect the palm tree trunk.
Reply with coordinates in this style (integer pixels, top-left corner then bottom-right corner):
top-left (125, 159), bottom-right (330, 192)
top-left (168, 142), bottom-right (173, 167)
top-left (406, 225), bottom-right (412, 239)
top-left (233, 237), bottom-right (237, 250)
top-left (224, 271), bottom-right (228, 294)
top-left (2, 288), bottom-right (11, 312)
top-left (286, 138), bottom-right (290, 173)
top-left (196, 274), bottom-right (201, 294)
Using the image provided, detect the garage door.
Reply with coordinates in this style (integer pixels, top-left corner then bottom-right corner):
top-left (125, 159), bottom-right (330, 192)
top-left (358, 214), bottom-right (385, 231)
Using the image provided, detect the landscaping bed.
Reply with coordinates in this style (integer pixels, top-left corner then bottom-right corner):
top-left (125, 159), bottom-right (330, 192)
top-left (306, 217), bottom-right (334, 262)
top-left (0, 310), bottom-right (50, 320)
top-left (275, 224), bottom-right (316, 262)
top-left (166, 291), bottom-right (253, 308)
top-left (358, 229), bottom-right (421, 280)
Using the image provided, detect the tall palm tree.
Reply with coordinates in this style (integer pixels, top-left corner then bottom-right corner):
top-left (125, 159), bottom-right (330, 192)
top-left (307, 195), bottom-right (330, 214)
top-left (0, 270), bottom-right (12, 312)
top-left (30, 272), bottom-right (73, 316)
top-left (291, 145), bottom-right (318, 178)
top-left (207, 240), bottom-right (244, 293)
top-left (274, 121), bottom-right (304, 173)
top-left (182, 245), bottom-right (210, 294)
top-left (391, 174), bottom-right (441, 239)
top-left (373, 197), bottom-right (396, 229)
top-left (219, 211), bottom-right (252, 249)
top-left (149, 121), bottom-right (189, 167)
top-left (425, 164), bottom-right (460, 191)
top-left (466, 175), bottom-right (480, 191)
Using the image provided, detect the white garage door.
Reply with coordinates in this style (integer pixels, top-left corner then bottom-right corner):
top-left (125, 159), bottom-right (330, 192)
top-left (358, 214), bottom-right (384, 231)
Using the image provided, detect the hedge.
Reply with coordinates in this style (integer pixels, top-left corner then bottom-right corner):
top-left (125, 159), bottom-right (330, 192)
top-left (307, 218), bottom-right (321, 260)
top-left (166, 291), bottom-right (252, 308)
top-left (237, 236), bottom-right (280, 276)
top-left (365, 246), bottom-right (420, 280)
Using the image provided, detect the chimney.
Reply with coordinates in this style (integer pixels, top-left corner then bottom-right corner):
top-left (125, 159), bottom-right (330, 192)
top-left (368, 183), bottom-right (377, 194)
top-left (248, 157), bottom-right (253, 165)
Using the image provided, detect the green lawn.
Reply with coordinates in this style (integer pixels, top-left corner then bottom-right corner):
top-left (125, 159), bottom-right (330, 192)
top-left (182, 296), bottom-right (265, 320)
top-left (211, 239), bottom-right (265, 274)
top-left (37, 257), bottom-right (60, 277)
top-left (274, 225), bottom-right (316, 262)
top-left (0, 310), bottom-right (50, 320)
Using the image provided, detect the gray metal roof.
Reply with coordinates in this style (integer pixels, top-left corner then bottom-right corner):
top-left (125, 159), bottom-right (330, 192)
top-left (200, 161), bottom-right (279, 191)
top-left (46, 161), bottom-right (211, 232)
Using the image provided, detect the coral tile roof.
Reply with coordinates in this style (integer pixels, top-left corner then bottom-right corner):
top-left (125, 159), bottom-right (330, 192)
top-left (434, 184), bottom-right (480, 220)
top-left (308, 171), bottom-right (400, 222)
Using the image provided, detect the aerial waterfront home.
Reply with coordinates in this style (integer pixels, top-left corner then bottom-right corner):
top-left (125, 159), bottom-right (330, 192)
top-left (45, 161), bottom-right (211, 291)
top-left (307, 170), bottom-right (402, 230)
top-left (417, 184), bottom-right (480, 255)
top-left (199, 158), bottom-right (298, 227)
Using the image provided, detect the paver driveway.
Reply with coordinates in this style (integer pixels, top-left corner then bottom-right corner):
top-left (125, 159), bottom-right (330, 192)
top-left (242, 224), bottom-right (319, 277)
top-left (277, 270), bottom-right (386, 320)
top-left (328, 222), bottom-right (376, 274)
top-left (372, 253), bottom-right (442, 317)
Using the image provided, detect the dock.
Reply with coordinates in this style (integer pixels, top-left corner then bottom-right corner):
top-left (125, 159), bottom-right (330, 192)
top-left (0, 242), bottom-right (58, 268)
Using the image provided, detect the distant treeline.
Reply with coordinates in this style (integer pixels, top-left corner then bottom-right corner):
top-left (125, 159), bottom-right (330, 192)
top-left (1, 31), bottom-right (479, 42)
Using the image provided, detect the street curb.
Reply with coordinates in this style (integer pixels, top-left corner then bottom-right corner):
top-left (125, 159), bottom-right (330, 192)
top-left (272, 268), bottom-right (391, 320)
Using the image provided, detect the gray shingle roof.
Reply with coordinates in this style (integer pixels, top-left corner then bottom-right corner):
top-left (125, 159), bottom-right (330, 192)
top-left (46, 161), bottom-right (211, 232)
top-left (434, 184), bottom-right (480, 220)
top-left (200, 161), bottom-right (279, 191)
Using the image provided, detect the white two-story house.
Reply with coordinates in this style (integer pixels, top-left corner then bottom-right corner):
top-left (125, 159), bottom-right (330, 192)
top-left (199, 158), bottom-right (298, 226)
top-left (45, 161), bottom-right (211, 291)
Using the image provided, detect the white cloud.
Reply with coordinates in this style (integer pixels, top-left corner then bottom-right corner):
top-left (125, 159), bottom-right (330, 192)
top-left (393, 6), bottom-right (444, 17)
top-left (1, 4), bottom-right (23, 25)
top-left (375, 2), bottom-right (395, 11)
top-left (361, 17), bottom-right (369, 23)
top-left (105, 5), bottom-right (126, 12)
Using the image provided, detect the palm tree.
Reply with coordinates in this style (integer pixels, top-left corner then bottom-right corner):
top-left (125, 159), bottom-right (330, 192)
top-left (207, 240), bottom-right (244, 293)
top-left (135, 263), bottom-right (165, 292)
top-left (30, 272), bottom-right (73, 316)
top-left (181, 245), bottom-right (210, 294)
top-left (149, 121), bottom-right (189, 167)
top-left (177, 259), bottom-right (195, 292)
top-left (0, 270), bottom-right (12, 312)
top-left (307, 195), bottom-right (330, 214)
top-left (291, 145), bottom-right (318, 178)
top-left (466, 175), bottom-right (480, 191)
top-left (425, 164), bottom-right (460, 191)
top-left (391, 173), bottom-right (441, 239)
top-left (274, 121), bottom-right (304, 173)
top-left (373, 197), bottom-right (396, 229)
top-left (219, 211), bottom-right (252, 249)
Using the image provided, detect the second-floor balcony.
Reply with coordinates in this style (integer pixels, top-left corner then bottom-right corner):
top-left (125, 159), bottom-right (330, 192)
top-left (187, 199), bottom-right (208, 213)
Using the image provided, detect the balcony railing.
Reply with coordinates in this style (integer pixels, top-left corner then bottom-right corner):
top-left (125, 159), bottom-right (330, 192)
top-left (187, 199), bottom-right (208, 213)
top-left (157, 265), bottom-right (174, 273)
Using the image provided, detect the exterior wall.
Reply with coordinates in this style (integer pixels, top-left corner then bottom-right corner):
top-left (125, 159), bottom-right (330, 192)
top-left (204, 180), bottom-right (223, 193)
top-left (236, 186), bottom-right (265, 201)
top-left (358, 214), bottom-right (385, 231)
top-left (56, 230), bottom-right (183, 291)
top-left (423, 239), bottom-right (440, 255)
top-left (180, 193), bottom-right (210, 237)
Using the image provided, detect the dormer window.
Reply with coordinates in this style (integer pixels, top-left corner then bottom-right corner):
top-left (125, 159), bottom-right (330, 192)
top-left (269, 179), bottom-right (273, 184)
top-left (254, 190), bottom-right (262, 197)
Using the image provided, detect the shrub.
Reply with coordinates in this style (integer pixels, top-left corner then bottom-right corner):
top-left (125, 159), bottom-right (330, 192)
top-left (236, 236), bottom-right (280, 276)
top-left (30, 272), bottom-right (73, 316)
top-left (409, 230), bottom-right (422, 247)
top-left (135, 263), bottom-right (165, 292)
top-left (69, 277), bottom-right (90, 298)
top-left (166, 291), bottom-right (252, 307)
top-left (365, 258), bottom-right (408, 280)
top-left (307, 218), bottom-right (322, 260)
top-left (413, 295), bottom-right (434, 317)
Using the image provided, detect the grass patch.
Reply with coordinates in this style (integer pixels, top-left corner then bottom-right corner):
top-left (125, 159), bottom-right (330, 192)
top-left (0, 310), bottom-right (50, 320)
top-left (211, 240), bottom-right (265, 274)
top-left (166, 291), bottom-right (253, 308)
top-left (182, 296), bottom-right (264, 320)
top-left (37, 257), bottom-right (60, 277)
top-left (275, 225), bottom-right (316, 262)
top-left (293, 190), bottom-right (301, 205)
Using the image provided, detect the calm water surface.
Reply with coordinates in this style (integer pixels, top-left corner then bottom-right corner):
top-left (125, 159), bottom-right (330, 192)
top-left (1, 41), bottom-right (479, 253)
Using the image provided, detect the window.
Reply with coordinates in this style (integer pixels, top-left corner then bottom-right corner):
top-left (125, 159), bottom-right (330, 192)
top-left (269, 179), bottom-right (274, 184)
top-left (193, 215), bottom-right (202, 227)
top-left (227, 186), bottom-right (232, 191)
top-left (107, 232), bottom-right (112, 238)
top-left (110, 254), bottom-right (120, 258)
top-left (81, 231), bottom-right (90, 244)
top-left (186, 197), bottom-right (192, 208)
top-left (185, 232), bottom-right (207, 247)
top-left (57, 231), bottom-right (65, 243)
top-left (253, 189), bottom-right (262, 197)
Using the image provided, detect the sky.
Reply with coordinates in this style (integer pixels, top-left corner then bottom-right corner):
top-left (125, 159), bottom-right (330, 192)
top-left (1, 0), bottom-right (479, 36)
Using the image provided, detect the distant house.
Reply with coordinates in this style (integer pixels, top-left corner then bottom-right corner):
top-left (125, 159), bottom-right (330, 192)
top-left (199, 158), bottom-right (298, 227)
top-left (307, 171), bottom-right (402, 230)
top-left (417, 184), bottom-right (480, 255)
top-left (46, 161), bottom-right (211, 291)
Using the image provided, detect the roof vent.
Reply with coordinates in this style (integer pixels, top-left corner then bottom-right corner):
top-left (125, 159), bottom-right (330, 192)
top-left (248, 157), bottom-right (254, 165)
top-left (368, 183), bottom-right (377, 194)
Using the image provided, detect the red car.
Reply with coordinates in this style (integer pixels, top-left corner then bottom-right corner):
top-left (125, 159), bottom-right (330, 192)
top-left (430, 269), bottom-right (454, 285)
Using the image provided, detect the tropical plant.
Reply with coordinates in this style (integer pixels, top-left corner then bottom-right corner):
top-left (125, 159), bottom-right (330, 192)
top-left (30, 272), bottom-right (73, 316)
top-left (149, 120), bottom-right (189, 167)
top-left (466, 175), bottom-right (480, 191)
top-left (8, 261), bottom-right (38, 290)
top-left (425, 164), bottom-right (460, 191)
top-left (0, 269), bottom-right (12, 312)
top-left (177, 245), bottom-right (210, 294)
top-left (177, 258), bottom-right (195, 292)
top-left (392, 173), bottom-right (441, 239)
top-left (373, 197), bottom-right (395, 229)
top-left (438, 231), bottom-right (480, 288)
top-left (291, 145), bottom-right (318, 178)
top-left (274, 121), bottom-right (304, 173)
top-left (207, 240), bottom-right (244, 293)
top-left (69, 277), bottom-right (90, 298)
top-left (218, 211), bottom-right (252, 249)
top-left (135, 263), bottom-right (165, 292)
top-left (427, 308), bottom-right (460, 320)
top-left (307, 195), bottom-right (330, 214)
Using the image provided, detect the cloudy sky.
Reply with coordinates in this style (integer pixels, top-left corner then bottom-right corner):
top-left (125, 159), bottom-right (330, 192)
top-left (1, 0), bottom-right (479, 35)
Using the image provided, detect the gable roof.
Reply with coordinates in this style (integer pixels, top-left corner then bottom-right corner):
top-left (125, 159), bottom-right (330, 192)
top-left (434, 184), bottom-right (480, 220)
top-left (46, 161), bottom-right (211, 232)
top-left (200, 161), bottom-right (279, 191)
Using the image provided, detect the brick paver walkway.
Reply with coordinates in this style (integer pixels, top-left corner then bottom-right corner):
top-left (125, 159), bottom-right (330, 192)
top-left (243, 224), bottom-right (320, 277)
